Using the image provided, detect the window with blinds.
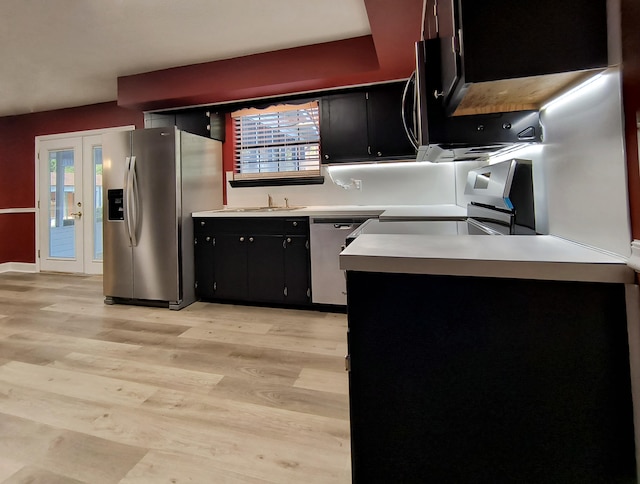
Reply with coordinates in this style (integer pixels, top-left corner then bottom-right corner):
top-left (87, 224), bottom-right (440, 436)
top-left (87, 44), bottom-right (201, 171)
top-left (232, 101), bottom-right (320, 180)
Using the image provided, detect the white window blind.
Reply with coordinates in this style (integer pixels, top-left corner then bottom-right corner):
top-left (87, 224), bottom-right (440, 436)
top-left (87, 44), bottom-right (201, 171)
top-left (232, 101), bottom-right (320, 180)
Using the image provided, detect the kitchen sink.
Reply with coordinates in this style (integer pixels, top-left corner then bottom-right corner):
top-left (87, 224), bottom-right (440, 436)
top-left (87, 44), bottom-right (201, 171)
top-left (214, 206), bottom-right (305, 212)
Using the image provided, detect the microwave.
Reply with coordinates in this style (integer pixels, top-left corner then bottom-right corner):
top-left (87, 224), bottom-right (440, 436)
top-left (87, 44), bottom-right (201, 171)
top-left (402, 39), bottom-right (542, 162)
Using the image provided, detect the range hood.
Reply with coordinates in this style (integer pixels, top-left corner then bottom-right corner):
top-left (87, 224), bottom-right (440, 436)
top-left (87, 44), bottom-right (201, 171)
top-left (415, 142), bottom-right (533, 163)
top-left (404, 39), bottom-right (542, 162)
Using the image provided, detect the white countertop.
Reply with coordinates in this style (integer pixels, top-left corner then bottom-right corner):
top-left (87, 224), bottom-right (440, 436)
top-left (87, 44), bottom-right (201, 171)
top-left (193, 204), bottom-right (464, 219)
top-left (379, 204), bottom-right (466, 221)
top-left (340, 234), bottom-right (634, 284)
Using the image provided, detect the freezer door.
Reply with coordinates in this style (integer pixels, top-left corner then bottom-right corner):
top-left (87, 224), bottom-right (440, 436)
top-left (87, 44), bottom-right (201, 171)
top-left (102, 131), bottom-right (134, 299)
top-left (130, 128), bottom-right (180, 302)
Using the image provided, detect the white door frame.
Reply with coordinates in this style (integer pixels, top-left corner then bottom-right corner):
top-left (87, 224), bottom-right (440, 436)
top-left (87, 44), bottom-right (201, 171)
top-left (38, 136), bottom-right (85, 273)
top-left (35, 125), bottom-right (135, 273)
top-left (83, 134), bottom-right (106, 275)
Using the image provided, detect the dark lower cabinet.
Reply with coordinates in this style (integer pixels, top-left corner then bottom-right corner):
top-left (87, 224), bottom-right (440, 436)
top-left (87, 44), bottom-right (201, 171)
top-left (193, 232), bottom-right (215, 298)
top-left (193, 217), bottom-right (311, 306)
top-left (283, 235), bottom-right (311, 304)
top-left (213, 234), bottom-right (249, 300)
top-left (246, 235), bottom-right (286, 303)
top-left (346, 271), bottom-right (636, 483)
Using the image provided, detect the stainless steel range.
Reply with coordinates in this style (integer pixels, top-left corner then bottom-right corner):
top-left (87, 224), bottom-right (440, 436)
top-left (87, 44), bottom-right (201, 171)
top-left (464, 158), bottom-right (536, 235)
top-left (348, 158), bottom-right (536, 241)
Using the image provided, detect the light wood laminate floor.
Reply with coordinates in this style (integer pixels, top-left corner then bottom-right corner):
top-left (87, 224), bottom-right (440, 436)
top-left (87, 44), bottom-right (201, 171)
top-left (0, 272), bottom-right (351, 483)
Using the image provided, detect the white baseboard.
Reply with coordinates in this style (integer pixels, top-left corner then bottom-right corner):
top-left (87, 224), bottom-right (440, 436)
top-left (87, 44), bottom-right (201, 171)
top-left (0, 262), bottom-right (37, 273)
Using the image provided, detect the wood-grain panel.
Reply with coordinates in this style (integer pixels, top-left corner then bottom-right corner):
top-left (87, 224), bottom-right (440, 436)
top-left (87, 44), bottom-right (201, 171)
top-left (0, 272), bottom-right (350, 483)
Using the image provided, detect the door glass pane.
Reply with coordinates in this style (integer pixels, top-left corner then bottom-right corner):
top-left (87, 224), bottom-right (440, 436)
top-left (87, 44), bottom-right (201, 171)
top-left (48, 149), bottom-right (75, 258)
top-left (93, 146), bottom-right (103, 260)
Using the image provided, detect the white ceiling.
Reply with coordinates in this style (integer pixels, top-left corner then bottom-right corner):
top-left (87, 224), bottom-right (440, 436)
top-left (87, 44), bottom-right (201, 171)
top-left (0, 0), bottom-right (371, 117)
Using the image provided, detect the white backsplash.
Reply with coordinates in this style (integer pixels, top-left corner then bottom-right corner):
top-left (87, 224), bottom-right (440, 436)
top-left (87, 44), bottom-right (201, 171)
top-left (490, 69), bottom-right (630, 256)
top-left (538, 69), bottom-right (630, 257)
top-left (226, 160), bottom-right (484, 208)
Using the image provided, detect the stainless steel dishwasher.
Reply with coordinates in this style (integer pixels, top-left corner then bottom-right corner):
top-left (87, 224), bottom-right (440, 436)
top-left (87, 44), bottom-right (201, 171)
top-left (309, 217), bottom-right (368, 305)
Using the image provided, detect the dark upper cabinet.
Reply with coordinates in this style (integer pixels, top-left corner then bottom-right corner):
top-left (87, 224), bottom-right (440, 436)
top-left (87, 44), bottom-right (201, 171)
top-left (320, 82), bottom-right (416, 163)
top-left (422, 0), bottom-right (438, 40)
top-left (430, 0), bottom-right (609, 116)
top-left (320, 91), bottom-right (369, 163)
top-left (367, 83), bottom-right (417, 159)
top-left (144, 109), bottom-right (225, 140)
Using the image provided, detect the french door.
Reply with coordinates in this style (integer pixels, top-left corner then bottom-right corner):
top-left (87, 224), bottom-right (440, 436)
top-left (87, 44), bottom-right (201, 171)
top-left (38, 134), bottom-right (106, 274)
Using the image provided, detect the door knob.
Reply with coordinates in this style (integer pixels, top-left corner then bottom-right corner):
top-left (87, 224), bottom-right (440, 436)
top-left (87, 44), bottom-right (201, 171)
top-left (70, 211), bottom-right (82, 218)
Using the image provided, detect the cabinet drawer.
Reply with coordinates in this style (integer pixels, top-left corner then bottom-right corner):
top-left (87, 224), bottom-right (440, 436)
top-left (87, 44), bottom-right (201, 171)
top-left (194, 218), bottom-right (214, 235)
top-left (284, 217), bottom-right (308, 235)
top-left (209, 217), bottom-right (285, 235)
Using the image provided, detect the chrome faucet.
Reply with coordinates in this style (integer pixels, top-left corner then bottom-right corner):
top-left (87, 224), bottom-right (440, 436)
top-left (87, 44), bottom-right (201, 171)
top-left (284, 197), bottom-right (289, 208)
top-left (268, 194), bottom-right (273, 208)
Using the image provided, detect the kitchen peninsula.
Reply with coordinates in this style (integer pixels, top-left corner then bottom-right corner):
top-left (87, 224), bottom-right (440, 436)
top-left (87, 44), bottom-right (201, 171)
top-left (340, 233), bottom-right (637, 483)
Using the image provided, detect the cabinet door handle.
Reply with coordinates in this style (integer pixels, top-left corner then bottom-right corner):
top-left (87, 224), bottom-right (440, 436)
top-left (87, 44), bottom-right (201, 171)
top-left (286, 237), bottom-right (292, 244)
top-left (292, 221), bottom-right (298, 227)
top-left (205, 236), bottom-right (211, 242)
top-left (283, 239), bottom-right (287, 249)
top-left (239, 237), bottom-right (245, 242)
top-left (249, 237), bottom-right (254, 243)
top-left (200, 221), bottom-right (205, 226)
top-left (284, 287), bottom-right (288, 297)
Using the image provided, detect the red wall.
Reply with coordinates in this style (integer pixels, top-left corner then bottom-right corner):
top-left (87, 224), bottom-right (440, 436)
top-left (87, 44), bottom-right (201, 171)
top-left (117, 0), bottom-right (424, 111)
top-left (0, 213), bottom-right (36, 264)
top-left (622, 0), bottom-right (640, 241)
top-left (0, 102), bottom-right (143, 263)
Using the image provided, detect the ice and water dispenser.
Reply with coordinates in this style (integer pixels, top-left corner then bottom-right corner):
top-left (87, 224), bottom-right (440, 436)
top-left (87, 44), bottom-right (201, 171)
top-left (107, 189), bottom-right (124, 221)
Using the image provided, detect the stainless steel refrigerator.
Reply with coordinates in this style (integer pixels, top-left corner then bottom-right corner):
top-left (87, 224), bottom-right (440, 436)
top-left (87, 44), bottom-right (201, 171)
top-left (102, 127), bottom-right (223, 309)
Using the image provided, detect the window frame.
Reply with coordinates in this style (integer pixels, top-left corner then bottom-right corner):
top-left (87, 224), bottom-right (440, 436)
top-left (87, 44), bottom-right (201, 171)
top-left (230, 101), bottom-right (323, 187)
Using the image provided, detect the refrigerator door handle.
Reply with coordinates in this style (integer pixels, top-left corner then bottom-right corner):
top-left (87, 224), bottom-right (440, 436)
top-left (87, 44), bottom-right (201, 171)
top-left (123, 156), bottom-right (133, 246)
top-left (129, 155), bottom-right (139, 247)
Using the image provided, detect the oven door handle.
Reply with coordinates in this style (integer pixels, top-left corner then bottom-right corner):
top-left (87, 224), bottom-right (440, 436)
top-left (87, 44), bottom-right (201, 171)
top-left (467, 217), bottom-right (507, 236)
